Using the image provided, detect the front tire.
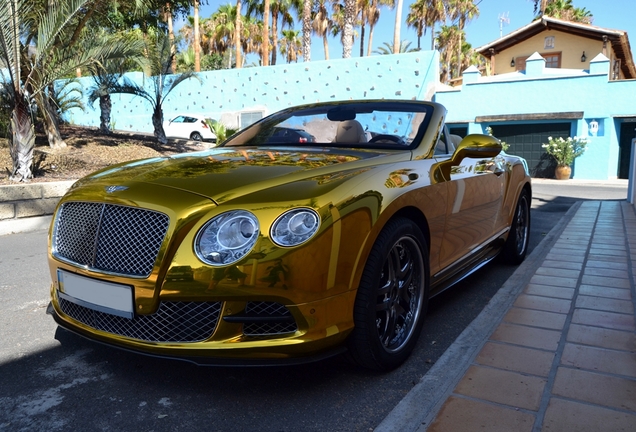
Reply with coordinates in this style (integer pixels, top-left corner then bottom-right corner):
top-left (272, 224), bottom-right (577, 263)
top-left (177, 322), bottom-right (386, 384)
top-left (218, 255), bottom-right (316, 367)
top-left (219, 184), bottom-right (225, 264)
top-left (502, 189), bottom-right (530, 264)
top-left (348, 217), bottom-right (429, 371)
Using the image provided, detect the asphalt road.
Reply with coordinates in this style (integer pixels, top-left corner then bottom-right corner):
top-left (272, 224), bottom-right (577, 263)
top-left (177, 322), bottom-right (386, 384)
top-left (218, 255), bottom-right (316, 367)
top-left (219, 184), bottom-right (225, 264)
top-left (0, 179), bottom-right (628, 432)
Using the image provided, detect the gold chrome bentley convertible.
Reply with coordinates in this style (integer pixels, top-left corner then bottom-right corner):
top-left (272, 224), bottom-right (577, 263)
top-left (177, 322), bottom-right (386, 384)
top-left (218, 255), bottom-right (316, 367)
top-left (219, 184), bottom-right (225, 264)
top-left (47, 100), bottom-right (531, 370)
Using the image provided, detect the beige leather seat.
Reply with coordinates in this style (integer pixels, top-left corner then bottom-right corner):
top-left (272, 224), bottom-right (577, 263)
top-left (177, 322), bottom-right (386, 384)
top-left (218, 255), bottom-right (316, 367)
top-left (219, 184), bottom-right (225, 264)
top-left (333, 120), bottom-right (367, 144)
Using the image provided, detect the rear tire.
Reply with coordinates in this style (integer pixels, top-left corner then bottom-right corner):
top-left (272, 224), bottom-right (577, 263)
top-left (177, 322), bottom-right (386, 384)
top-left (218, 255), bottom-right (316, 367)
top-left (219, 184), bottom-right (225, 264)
top-left (347, 217), bottom-right (429, 371)
top-left (190, 132), bottom-right (203, 141)
top-left (502, 189), bottom-right (530, 264)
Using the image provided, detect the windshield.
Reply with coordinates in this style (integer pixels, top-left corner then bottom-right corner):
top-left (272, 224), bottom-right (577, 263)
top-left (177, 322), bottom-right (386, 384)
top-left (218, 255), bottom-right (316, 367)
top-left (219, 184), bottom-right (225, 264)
top-left (221, 101), bottom-right (434, 150)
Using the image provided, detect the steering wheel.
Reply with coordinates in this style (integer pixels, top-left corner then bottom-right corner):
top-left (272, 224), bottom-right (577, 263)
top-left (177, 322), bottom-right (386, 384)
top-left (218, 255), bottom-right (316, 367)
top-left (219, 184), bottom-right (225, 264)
top-left (368, 134), bottom-right (404, 145)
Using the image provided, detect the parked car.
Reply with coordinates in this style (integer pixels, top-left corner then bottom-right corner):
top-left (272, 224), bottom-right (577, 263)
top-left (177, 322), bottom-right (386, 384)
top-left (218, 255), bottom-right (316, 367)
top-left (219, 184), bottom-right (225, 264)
top-left (163, 114), bottom-right (216, 142)
top-left (267, 127), bottom-right (316, 143)
top-left (47, 100), bottom-right (531, 370)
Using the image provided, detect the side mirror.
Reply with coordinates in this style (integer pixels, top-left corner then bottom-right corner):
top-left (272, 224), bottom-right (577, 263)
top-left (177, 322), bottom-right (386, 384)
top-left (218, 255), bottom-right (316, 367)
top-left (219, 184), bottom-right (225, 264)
top-left (431, 134), bottom-right (502, 183)
top-left (453, 134), bottom-right (502, 160)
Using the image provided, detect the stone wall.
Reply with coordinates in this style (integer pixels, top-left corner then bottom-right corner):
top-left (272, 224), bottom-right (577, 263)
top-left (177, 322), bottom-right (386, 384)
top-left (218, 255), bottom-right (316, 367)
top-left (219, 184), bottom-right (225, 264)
top-left (0, 181), bottom-right (75, 235)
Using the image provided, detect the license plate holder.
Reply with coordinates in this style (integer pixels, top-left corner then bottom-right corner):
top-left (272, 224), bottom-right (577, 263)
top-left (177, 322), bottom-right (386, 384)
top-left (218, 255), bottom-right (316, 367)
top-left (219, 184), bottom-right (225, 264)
top-left (57, 269), bottom-right (134, 319)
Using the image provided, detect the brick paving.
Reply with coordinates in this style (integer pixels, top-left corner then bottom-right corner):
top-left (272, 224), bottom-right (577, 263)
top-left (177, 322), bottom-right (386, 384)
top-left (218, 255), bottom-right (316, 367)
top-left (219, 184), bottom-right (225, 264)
top-left (427, 201), bottom-right (636, 432)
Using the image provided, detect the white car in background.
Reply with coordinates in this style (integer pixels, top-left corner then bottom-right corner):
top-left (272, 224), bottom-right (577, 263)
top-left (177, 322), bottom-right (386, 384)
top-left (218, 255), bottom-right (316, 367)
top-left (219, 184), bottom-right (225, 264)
top-left (163, 114), bottom-right (217, 142)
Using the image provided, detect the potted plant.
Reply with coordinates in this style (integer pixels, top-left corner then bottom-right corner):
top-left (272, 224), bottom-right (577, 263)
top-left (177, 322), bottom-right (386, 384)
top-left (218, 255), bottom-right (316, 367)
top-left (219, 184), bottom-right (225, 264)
top-left (542, 136), bottom-right (589, 180)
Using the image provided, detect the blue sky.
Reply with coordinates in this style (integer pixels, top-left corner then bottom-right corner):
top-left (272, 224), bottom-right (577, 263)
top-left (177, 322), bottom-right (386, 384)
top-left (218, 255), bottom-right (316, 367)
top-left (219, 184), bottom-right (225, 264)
top-left (189, 0), bottom-right (636, 62)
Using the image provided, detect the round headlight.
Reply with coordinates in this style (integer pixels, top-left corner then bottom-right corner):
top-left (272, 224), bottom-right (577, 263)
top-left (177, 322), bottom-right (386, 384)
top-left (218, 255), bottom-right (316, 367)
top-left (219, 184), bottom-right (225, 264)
top-left (271, 208), bottom-right (320, 247)
top-left (195, 210), bottom-right (260, 266)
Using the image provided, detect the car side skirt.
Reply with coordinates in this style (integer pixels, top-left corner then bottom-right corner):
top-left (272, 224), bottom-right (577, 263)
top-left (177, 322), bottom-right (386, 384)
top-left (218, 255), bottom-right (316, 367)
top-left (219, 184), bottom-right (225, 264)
top-left (429, 228), bottom-right (508, 298)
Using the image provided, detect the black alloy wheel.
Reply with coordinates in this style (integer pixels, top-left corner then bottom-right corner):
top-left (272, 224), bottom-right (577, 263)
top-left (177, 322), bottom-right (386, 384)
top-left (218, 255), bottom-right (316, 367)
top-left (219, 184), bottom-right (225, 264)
top-left (502, 189), bottom-right (531, 264)
top-left (348, 217), bottom-right (429, 371)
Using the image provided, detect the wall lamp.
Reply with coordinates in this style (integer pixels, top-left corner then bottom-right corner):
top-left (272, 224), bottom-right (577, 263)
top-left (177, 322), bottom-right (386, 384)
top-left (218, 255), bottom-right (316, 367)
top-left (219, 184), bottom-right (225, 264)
top-left (581, 51), bottom-right (587, 62)
top-left (510, 57), bottom-right (515, 67)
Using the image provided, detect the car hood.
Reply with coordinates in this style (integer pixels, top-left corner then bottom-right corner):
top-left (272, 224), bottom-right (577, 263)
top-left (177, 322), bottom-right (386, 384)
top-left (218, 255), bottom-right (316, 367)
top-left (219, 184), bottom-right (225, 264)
top-left (74, 147), bottom-right (411, 204)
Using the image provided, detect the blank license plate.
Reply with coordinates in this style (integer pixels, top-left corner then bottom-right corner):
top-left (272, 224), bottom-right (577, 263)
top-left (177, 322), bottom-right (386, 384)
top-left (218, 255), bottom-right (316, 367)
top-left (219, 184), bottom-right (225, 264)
top-left (57, 270), bottom-right (134, 319)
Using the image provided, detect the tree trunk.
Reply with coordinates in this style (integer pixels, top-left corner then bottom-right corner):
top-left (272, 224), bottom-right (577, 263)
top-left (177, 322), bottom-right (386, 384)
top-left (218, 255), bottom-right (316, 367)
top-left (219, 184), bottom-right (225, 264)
top-left (152, 106), bottom-right (167, 145)
top-left (323, 34), bottom-right (330, 60)
top-left (302, 0), bottom-right (311, 62)
top-left (9, 99), bottom-right (35, 182)
top-left (271, 14), bottom-right (278, 65)
top-left (367, 23), bottom-right (376, 57)
top-left (262, 0), bottom-right (270, 66)
top-left (430, 27), bottom-right (435, 50)
top-left (235, 0), bottom-right (242, 68)
top-left (166, 5), bottom-right (176, 73)
top-left (194, 0), bottom-right (201, 72)
top-left (38, 93), bottom-right (67, 149)
top-left (342, 0), bottom-right (355, 58)
top-left (393, 0), bottom-right (403, 54)
top-left (359, 10), bottom-right (366, 57)
top-left (99, 95), bottom-right (112, 134)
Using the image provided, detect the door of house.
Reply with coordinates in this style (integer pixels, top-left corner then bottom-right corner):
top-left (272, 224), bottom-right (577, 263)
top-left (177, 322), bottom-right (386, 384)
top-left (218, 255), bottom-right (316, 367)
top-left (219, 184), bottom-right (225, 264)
top-left (618, 121), bottom-right (636, 179)
top-left (490, 123), bottom-right (571, 178)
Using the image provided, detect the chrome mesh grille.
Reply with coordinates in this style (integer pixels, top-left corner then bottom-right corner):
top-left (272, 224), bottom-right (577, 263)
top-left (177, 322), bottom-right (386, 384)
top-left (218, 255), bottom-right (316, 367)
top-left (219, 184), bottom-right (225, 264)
top-left (54, 202), bottom-right (170, 277)
top-left (59, 297), bottom-right (221, 342)
top-left (243, 301), bottom-right (298, 336)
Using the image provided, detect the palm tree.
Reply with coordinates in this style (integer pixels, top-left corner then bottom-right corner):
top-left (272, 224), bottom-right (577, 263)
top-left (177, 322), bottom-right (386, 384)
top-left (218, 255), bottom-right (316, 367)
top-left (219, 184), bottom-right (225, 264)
top-left (110, 31), bottom-right (200, 145)
top-left (406, 0), bottom-right (446, 51)
top-left (363, 1), bottom-right (380, 56)
top-left (342, 0), bottom-right (356, 58)
top-left (543, 0), bottom-right (572, 19)
top-left (436, 24), bottom-right (462, 83)
top-left (235, 0), bottom-right (242, 68)
top-left (392, 0), bottom-right (403, 54)
top-left (568, 6), bottom-right (593, 24)
top-left (312, 0), bottom-right (332, 60)
top-left (0, 0), bottom-right (144, 181)
top-left (533, 0), bottom-right (549, 15)
top-left (241, 15), bottom-right (263, 63)
top-left (210, 3), bottom-right (238, 66)
top-left (447, 0), bottom-right (479, 78)
top-left (302, 0), bottom-right (312, 61)
top-left (193, 0), bottom-right (201, 71)
top-left (163, 3), bottom-right (177, 73)
top-left (280, 29), bottom-right (302, 62)
top-left (373, 40), bottom-right (415, 55)
top-left (263, 0), bottom-right (270, 65)
top-left (244, 0), bottom-right (270, 65)
top-left (270, 0), bottom-right (302, 65)
top-left (87, 62), bottom-right (134, 135)
top-left (541, 0), bottom-right (593, 24)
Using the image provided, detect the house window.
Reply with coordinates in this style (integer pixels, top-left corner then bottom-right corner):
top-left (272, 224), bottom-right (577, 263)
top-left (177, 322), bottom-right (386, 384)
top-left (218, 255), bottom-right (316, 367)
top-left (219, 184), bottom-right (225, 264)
top-left (544, 36), bottom-right (555, 49)
top-left (543, 53), bottom-right (561, 68)
top-left (513, 52), bottom-right (561, 71)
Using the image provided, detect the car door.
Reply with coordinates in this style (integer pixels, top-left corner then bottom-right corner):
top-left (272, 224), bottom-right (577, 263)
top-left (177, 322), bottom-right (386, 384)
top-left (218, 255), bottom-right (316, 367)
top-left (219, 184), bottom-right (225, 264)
top-left (166, 115), bottom-right (187, 138)
top-left (435, 126), bottom-right (506, 271)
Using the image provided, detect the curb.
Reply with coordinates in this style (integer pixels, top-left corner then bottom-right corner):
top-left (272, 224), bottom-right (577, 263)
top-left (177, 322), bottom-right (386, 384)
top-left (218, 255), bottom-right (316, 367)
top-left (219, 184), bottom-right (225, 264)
top-left (374, 202), bottom-right (582, 432)
top-left (0, 215), bottom-right (52, 236)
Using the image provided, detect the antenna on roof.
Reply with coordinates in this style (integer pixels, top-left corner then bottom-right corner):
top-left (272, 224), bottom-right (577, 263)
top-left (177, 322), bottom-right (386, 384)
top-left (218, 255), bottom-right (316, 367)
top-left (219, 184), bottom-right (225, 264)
top-left (498, 12), bottom-right (510, 38)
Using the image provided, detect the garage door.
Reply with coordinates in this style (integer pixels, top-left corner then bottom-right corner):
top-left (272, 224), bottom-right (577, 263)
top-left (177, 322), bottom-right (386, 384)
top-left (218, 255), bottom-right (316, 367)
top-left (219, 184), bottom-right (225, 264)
top-left (491, 123), bottom-right (571, 178)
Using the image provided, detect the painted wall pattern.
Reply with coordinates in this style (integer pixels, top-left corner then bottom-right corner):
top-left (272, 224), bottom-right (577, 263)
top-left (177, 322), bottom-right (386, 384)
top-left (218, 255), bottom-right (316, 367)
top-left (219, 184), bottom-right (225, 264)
top-left (65, 51), bottom-right (439, 133)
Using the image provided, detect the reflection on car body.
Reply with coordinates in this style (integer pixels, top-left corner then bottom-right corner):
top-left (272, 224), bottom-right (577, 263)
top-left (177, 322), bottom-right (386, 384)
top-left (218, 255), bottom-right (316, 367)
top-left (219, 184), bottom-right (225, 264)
top-left (47, 100), bottom-right (531, 370)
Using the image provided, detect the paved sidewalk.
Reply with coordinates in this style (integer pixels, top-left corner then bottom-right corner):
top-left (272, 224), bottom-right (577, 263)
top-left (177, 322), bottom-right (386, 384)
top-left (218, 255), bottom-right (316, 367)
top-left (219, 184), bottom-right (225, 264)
top-left (378, 200), bottom-right (636, 431)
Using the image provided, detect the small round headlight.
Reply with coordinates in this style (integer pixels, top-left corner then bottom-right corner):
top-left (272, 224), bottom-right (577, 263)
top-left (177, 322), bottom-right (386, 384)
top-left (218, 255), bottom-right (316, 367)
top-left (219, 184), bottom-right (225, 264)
top-left (271, 208), bottom-right (320, 247)
top-left (195, 210), bottom-right (260, 266)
